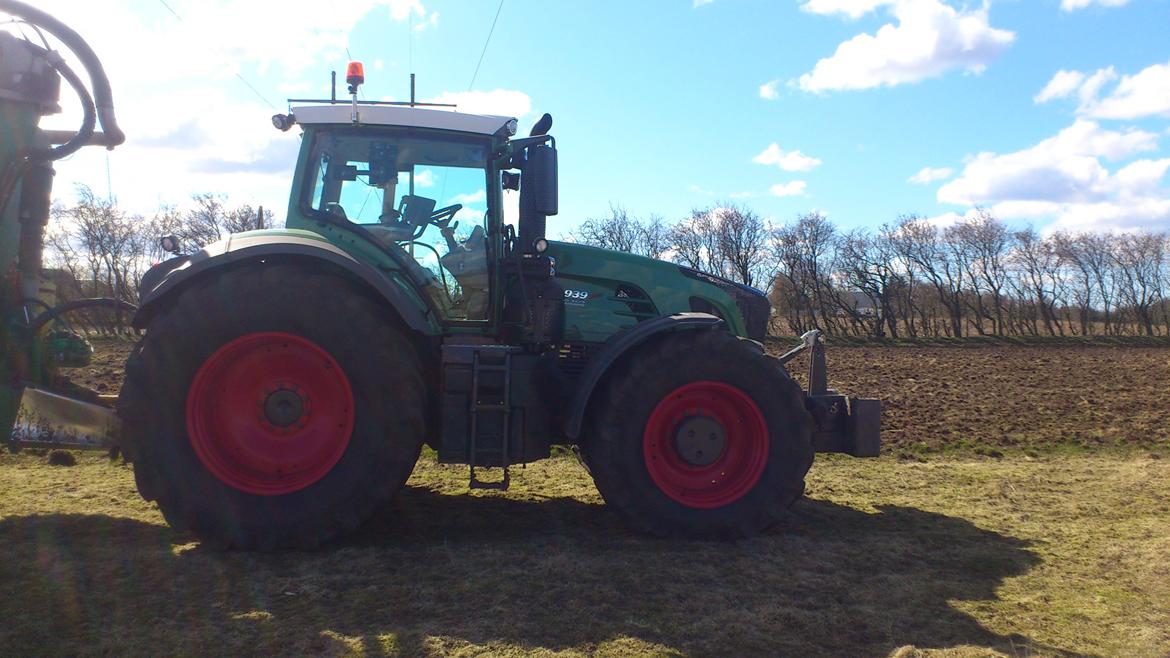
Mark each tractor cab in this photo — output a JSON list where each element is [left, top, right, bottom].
[[275, 101, 559, 332]]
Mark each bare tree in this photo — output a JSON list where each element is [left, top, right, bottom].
[[836, 226, 901, 337], [1111, 232, 1165, 336], [892, 215, 966, 337], [772, 212, 838, 333], [641, 214, 672, 260], [714, 204, 771, 287], [222, 203, 268, 234], [50, 185, 146, 304], [574, 204, 672, 260], [574, 204, 642, 253], [181, 193, 226, 248], [1012, 228, 1066, 336], [950, 209, 1011, 335], [672, 207, 726, 275]]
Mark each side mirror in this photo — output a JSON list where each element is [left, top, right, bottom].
[[525, 143, 558, 216]]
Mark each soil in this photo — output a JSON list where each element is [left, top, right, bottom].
[[75, 336, 1170, 454], [69, 337, 134, 395], [774, 339, 1170, 454]]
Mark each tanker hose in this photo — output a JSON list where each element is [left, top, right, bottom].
[[0, 0, 125, 151], [43, 54, 96, 161]]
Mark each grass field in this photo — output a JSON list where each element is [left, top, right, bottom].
[[2, 451, 1168, 657], [3, 338, 1169, 657]]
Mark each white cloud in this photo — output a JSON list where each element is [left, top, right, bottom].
[[413, 10, 439, 31], [908, 166, 954, 184], [33, 0, 434, 218], [424, 89, 532, 118], [1080, 67, 1120, 100], [759, 80, 780, 100], [795, 0, 1015, 92], [800, 0, 893, 19], [939, 120, 1170, 231], [1035, 60, 1170, 120], [414, 169, 436, 188], [688, 184, 715, 196], [923, 207, 981, 229], [1034, 70, 1086, 104], [753, 144, 823, 171], [387, 0, 425, 21], [693, 0, 715, 6], [1060, 0, 1131, 11], [770, 181, 809, 197], [1084, 61, 1170, 120], [450, 189, 487, 206]]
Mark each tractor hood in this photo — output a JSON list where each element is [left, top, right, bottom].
[[544, 241, 765, 341]]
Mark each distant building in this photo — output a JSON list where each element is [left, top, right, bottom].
[[844, 291, 879, 318]]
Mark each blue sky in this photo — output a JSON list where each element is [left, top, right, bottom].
[[35, 0, 1170, 236]]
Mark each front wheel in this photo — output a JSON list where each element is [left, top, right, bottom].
[[117, 264, 426, 549], [584, 330, 813, 538]]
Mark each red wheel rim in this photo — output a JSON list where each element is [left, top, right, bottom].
[[643, 381, 769, 509], [186, 332, 354, 496]]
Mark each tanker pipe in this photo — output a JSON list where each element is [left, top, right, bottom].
[[0, 0, 125, 151]]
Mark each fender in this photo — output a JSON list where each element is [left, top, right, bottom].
[[562, 312, 724, 439], [133, 233, 435, 334]]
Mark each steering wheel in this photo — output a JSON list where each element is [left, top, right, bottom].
[[382, 195, 465, 241]]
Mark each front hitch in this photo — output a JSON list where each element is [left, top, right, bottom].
[[777, 330, 881, 458]]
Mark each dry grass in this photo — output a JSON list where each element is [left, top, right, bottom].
[[2, 450, 1168, 657]]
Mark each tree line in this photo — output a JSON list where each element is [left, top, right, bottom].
[[573, 203, 1170, 338], [46, 185, 268, 310], [44, 187, 1170, 338]]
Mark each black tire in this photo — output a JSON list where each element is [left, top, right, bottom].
[[117, 263, 426, 550], [584, 330, 813, 538]]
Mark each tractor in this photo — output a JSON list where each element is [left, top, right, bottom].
[[2, 2, 879, 550]]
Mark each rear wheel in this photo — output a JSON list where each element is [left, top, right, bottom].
[[117, 263, 426, 549], [584, 330, 813, 538]]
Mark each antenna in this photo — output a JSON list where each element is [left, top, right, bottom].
[[330, 71, 336, 102], [410, 73, 415, 107]]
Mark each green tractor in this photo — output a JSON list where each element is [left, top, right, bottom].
[[2, 2, 878, 550]]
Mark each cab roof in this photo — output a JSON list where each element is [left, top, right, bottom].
[[292, 103, 516, 136]]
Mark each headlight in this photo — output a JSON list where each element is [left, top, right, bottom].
[[271, 114, 295, 132]]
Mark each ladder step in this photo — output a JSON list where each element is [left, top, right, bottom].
[[467, 347, 513, 491], [469, 466, 510, 490]]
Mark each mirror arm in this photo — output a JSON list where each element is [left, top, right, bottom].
[[508, 135, 554, 154]]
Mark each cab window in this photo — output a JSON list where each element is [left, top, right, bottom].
[[306, 129, 491, 321]]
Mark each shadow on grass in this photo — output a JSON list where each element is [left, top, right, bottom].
[[0, 488, 1094, 658]]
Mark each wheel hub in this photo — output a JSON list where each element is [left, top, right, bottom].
[[263, 387, 305, 428], [642, 380, 770, 509], [673, 415, 725, 466], [186, 332, 354, 496]]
